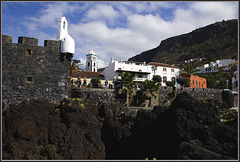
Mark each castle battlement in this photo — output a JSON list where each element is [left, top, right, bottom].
[[2, 35, 13, 44], [2, 34, 71, 107], [2, 35, 61, 48], [18, 36, 38, 46]]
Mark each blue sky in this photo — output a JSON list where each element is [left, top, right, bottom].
[[2, 1, 238, 69]]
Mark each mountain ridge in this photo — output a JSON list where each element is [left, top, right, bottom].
[[128, 19, 238, 65]]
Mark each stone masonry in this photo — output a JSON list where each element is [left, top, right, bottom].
[[2, 35, 72, 106], [71, 87, 235, 107]]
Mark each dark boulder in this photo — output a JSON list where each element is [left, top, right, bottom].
[[2, 99, 105, 160], [222, 89, 234, 108], [101, 118, 131, 159]]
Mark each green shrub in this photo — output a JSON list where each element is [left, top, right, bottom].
[[166, 81, 175, 87], [91, 77, 100, 88]]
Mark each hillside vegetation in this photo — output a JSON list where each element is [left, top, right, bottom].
[[128, 19, 238, 65]]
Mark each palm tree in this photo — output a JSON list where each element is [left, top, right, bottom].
[[142, 79, 160, 107], [165, 91, 180, 106], [70, 59, 83, 76], [117, 72, 137, 107], [180, 63, 198, 77], [70, 59, 83, 86]]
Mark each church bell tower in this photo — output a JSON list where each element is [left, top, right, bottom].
[[56, 15, 75, 55], [86, 50, 98, 72]]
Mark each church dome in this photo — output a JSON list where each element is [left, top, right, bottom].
[[87, 49, 97, 56]]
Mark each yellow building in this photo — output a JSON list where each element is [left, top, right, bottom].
[[71, 70, 113, 88]]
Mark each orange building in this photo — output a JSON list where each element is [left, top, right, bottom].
[[190, 75, 207, 88]]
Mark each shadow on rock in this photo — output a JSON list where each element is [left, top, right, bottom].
[[116, 92, 238, 160]]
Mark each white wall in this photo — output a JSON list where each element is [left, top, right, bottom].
[[103, 61, 116, 81], [103, 60, 180, 87], [56, 16, 75, 54]]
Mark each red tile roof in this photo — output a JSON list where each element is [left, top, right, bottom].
[[72, 70, 104, 78], [148, 62, 178, 68]]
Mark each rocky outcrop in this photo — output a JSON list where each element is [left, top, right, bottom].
[[2, 92, 237, 160], [128, 19, 237, 64], [115, 92, 237, 160], [2, 99, 106, 160], [222, 89, 235, 108]]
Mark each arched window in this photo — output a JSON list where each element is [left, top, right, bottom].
[[88, 62, 90, 67], [94, 62, 96, 67]]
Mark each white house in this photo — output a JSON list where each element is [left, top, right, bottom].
[[103, 59, 150, 82], [103, 59, 180, 87], [196, 64, 210, 73], [148, 62, 180, 86], [196, 59, 236, 73]]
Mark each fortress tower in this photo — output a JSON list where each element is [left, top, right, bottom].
[[86, 50, 98, 72], [56, 16, 75, 55], [2, 15, 77, 107]]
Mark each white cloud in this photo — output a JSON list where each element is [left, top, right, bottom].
[[83, 4, 120, 25], [173, 2, 238, 29], [191, 2, 238, 20], [24, 2, 81, 29]]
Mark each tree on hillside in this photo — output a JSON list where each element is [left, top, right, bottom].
[[142, 79, 160, 107], [117, 72, 137, 107], [199, 72, 233, 89]]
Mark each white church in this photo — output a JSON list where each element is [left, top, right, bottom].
[[56, 16, 75, 55]]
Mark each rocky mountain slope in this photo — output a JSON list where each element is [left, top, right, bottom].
[[2, 92, 237, 160], [128, 19, 238, 65]]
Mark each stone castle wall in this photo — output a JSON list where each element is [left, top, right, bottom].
[[2, 35, 72, 106], [71, 88, 117, 104], [71, 87, 232, 106]]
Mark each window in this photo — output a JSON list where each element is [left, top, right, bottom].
[[196, 81, 198, 87], [26, 49, 32, 56], [163, 76, 167, 83], [25, 76, 33, 84], [199, 82, 200, 87], [171, 69, 174, 74], [94, 62, 96, 67], [138, 74, 142, 78], [88, 62, 90, 67], [163, 68, 167, 74], [171, 77, 175, 82], [192, 80, 194, 86], [202, 83, 203, 88], [63, 21, 66, 29]]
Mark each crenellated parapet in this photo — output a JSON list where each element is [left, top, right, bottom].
[[2, 35, 72, 107]]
